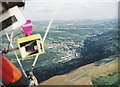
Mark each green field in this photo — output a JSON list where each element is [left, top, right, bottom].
[[0, 19, 119, 85], [40, 57, 119, 86]]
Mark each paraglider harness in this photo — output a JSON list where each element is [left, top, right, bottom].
[[28, 70, 38, 86], [1, 0, 59, 86], [1, 1, 38, 86]]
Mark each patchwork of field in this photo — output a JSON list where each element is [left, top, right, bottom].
[[40, 57, 118, 86]]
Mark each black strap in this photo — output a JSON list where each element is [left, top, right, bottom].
[[2, 1, 25, 11]]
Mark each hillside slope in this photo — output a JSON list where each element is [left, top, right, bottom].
[[32, 30, 119, 84], [39, 57, 118, 86]]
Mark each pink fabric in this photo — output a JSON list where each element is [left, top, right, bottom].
[[22, 20, 33, 36]]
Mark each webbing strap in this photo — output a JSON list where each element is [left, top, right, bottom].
[[6, 33, 27, 77], [31, 2, 60, 70]]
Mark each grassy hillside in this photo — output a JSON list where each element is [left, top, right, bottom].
[[0, 20, 119, 86], [39, 57, 119, 86]]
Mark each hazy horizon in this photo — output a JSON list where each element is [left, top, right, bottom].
[[30, 18, 117, 21], [22, 0, 119, 21]]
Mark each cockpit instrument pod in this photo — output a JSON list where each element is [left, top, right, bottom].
[[0, 6, 26, 37], [18, 34, 44, 58]]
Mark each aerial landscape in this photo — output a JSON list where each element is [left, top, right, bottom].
[[0, 0, 119, 86], [1, 19, 119, 86]]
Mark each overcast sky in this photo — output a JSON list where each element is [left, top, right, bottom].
[[22, 0, 119, 21]]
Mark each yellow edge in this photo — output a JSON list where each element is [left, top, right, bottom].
[[18, 34, 45, 59]]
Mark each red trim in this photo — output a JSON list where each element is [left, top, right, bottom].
[[0, 55, 22, 84]]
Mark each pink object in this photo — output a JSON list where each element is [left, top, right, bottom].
[[22, 20, 33, 36]]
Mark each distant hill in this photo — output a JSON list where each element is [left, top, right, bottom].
[[32, 30, 119, 83], [39, 57, 118, 86], [77, 30, 119, 63], [1, 20, 118, 85]]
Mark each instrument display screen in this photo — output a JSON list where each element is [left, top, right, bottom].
[[0, 15, 18, 31]]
